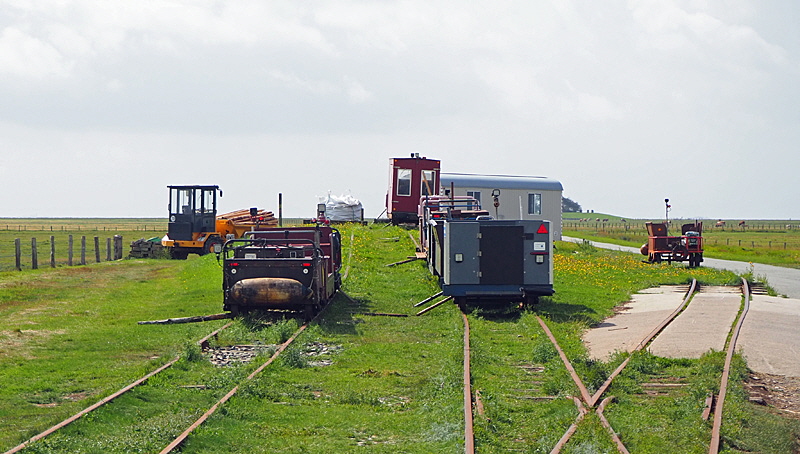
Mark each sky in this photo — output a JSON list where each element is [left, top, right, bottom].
[[1, 1, 798, 220]]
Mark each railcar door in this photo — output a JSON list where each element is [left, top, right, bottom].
[[479, 225, 524, 285]]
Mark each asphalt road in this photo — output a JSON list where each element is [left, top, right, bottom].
[[562, 237, 800, 298]]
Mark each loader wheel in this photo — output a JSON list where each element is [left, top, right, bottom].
[[203, 237, 223, 255], [170, 249, 189, 260]]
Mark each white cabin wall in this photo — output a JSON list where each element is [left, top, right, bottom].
[[447, 186, 562, 240]]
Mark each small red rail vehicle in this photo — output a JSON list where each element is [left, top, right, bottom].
[[640, 199, 704, 267]]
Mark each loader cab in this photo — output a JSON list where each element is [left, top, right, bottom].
[[167, 185, 220, 241]]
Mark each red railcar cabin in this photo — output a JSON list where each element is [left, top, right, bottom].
[[387, 154, 441, 224]]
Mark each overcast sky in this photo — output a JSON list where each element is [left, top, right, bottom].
[[1, 1, 798, 220]]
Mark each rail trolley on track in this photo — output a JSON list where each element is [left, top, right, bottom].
[[220, 225, 342, 319], [640, 221, 704, 267]]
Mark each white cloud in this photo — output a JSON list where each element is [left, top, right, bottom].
[[344, 76, 372, 104], [0, 1, 797, 219], [0, 27, 72, 79]]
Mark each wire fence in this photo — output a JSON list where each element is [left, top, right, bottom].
[[1, 224, 163, 232], [563, 222, 800, 250], [564, 221, 800, 232]]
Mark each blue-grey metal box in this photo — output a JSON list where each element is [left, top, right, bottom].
[[434, 219, 554, 302]]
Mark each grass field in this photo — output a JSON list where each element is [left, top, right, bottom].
[[563, 212, 800, 269], [0, 220, 797, 452], [0, 219, 166, 272]]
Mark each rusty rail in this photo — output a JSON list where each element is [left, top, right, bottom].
[[589, 280, 697, 406], [416, 296, 453, 316], [462, 312, 475, 454], [160, 321, 311, 453], [596, 397, 630, 454], [709, 278, 751, 454], [3, 321, 234, 454], [159, 291, 345, 453], [536, 316, 593, 405], [541, 279, 750, 453], [543, 280, 700, 453], [551, 398, 588, 453]]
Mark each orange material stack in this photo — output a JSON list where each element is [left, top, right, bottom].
[[217, 209, 279, 227]]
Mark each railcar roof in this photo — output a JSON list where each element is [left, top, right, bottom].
[[441, 173, 563, 191]]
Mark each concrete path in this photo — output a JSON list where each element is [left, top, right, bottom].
[[738, 294, 800, 376], [583, 285, 689, 361], [562, 237, 800, 299], [648, 286, 742, 358]]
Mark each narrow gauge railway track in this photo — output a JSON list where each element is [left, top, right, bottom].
[[159, 315, 314, 453], [158, 232, 357, 452], [460, 278, 752, 453], [3, 321, 234, 454], [6, 233, 356, 453]]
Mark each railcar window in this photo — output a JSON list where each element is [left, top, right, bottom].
[[528, 193, 542, 215], [421, 170, 436, 196], [467, 191, 481, 203], [397, 168, 412, 196]]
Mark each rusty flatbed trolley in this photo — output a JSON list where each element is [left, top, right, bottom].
[[640, 200, 704, 267], [220, 225, 342, 319]]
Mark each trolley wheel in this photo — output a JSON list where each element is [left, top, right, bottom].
[[672, 245, 689, 262], [303, 303, 315, 321], [522, 295, 539, 309]]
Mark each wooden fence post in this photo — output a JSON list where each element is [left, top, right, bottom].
[[107, 238, 112, 261], [15, 238, 21, 271], [31, 238, 38, 270], [94, 237, 101, 263], [50, 235, 56, 268], [114, 235, 123, 260], [81, 236, 86, 265], [68, 235, 74, 266]]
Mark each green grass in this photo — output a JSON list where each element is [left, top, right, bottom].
[[180, 223, 466, 453], [0, 222, 798, 453], [0, 255, 227, 450], [0, 218, 166, 271], [465, 241, 782, 453]]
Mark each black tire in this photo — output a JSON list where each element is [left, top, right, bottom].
[[334, 271, 342, 291], [672, 245, 689, 262], [202, 237, 223, 256], [525, 295, 539, 307], [303, 304, 315, 321], [170, 249, 189, 260]]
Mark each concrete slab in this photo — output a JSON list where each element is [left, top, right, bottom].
[[583, 286, 689, 361], [648, 286, 742, 359], [738, 295, 800, 377]]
